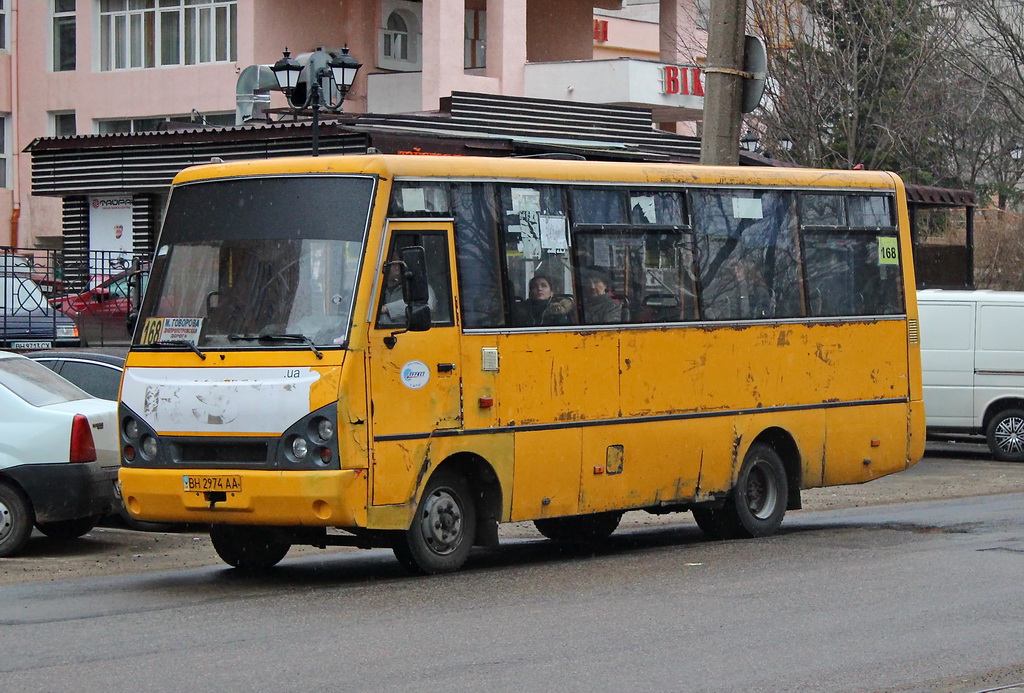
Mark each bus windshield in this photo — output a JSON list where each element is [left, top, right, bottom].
[[136, 175, 374, 349]]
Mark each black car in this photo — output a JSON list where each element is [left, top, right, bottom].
[[27, 350, 125, 401]]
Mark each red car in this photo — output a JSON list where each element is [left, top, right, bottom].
[[52, 269, 147, 347]]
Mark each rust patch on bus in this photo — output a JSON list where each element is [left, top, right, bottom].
[[409, 440, 434, 504]]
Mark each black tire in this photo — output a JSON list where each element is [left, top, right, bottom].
[[986, 409, 1024, 462], [36, 515, 100, 540], [0, 483, 34, 558], [209, 525, 291, 569], [392, 470, 476, 574], [696, 442, 788, 540], [691, 507, 729, 540], [533, 511, 622, 544]]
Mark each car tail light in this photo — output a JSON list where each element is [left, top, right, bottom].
[[70, 414, 97, 463]]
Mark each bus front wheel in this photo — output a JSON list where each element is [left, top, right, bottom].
[[393, 470, 476, 574], [692, 442, 788, 540], [210, 525, 291, 569]]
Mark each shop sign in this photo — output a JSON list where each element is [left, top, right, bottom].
[[662, 66, 705, 97]]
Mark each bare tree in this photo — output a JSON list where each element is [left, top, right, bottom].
[[750, 0, 958, 175]]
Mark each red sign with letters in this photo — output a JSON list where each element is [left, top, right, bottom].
[[662, 66, 705, 96]]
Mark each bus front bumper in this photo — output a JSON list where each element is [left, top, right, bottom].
[[118, 467, 369, 528]]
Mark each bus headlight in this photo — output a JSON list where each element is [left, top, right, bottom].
[[290, 436, 308, 460], [142, 435, 159, 459], [125, 419, 139, 440], [314, 417, 334, 441]]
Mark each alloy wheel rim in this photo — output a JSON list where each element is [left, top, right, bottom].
[[419, 488, 463, 555], [995, 416, 1024, 455]]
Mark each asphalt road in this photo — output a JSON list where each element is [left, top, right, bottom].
[[2, 445, 1024, 693]]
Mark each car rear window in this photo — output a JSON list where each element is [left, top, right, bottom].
[[0, 357, 91, 406]]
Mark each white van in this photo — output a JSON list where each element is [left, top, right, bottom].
[[917, 289, 1024, 461]]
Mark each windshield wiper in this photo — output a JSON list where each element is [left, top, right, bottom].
[[151, 339, 207, 360], [256, 332, 323, 359]]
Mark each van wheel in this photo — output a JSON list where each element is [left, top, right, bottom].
[[695, 443, 788, 540], [36, 515, 100, 540], [534, 511, 622, 544], [986, 409, 1024, 462], [393, 470, 476, 574], [0, 483, 33, 558], [210, 525, 291, 569]]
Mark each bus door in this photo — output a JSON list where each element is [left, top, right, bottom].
[[367, 222, 462, 504]]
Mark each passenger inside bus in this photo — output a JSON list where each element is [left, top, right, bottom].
[[582, 268, 625, 324], [512, 274, 575, 326]]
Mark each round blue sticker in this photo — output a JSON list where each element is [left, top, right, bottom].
[[400, 360, 430, 389]]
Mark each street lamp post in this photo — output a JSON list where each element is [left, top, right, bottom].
[[271, 46, 362, 156], [740, 131, 760, 153]]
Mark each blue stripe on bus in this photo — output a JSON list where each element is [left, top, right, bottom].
[[372, 397, 911, 442]]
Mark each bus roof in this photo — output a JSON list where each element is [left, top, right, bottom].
[[172, 154, 902, 192]]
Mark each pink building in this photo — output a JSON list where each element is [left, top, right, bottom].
[[2, 0, 708, 251]]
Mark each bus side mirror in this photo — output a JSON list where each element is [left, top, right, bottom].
[[383, 246, 432, 348], [406, 303, 431, 332], [399, 246, 430, 306]]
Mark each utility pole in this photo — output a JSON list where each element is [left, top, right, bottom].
[[700, 0, 747, 165]]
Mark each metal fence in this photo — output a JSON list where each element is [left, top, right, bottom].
[[1, 246, 149, 349]]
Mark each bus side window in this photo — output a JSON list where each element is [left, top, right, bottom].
[[800, 193, 902, 318], [453, 183, 507, 328], [692, 189, 802, 321], [500, 185, 578, 328], [568, 189, 696, 326]]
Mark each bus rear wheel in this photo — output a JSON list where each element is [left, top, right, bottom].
[[393, 470, 476, 575], [693, 442, 788, 540], [534, 511, 622, 544], [210, 525, 291, 569], [986, 409, 1024, 462]]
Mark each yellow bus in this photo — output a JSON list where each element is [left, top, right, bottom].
[[118, 155, 925, 573]]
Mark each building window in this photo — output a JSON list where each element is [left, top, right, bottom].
[[96, 117, 167, 134], [0, 115, 8, 188], [53, 0, 76, 71], [99, 0, 236, 71], [378, 0, 421, 71], [384, 12, 409, 61], [52, 112, 77, 137], [465, 9, 486, 69], [0, 0, 7, 50]]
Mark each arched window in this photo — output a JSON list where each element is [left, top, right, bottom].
[[384, 11, 409, 60]]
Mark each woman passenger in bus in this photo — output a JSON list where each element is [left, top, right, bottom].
[[512, 274, 574, 326], [582, 268, 624, 324]]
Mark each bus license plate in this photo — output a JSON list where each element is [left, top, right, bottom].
[[183, 475, 242, 493]]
